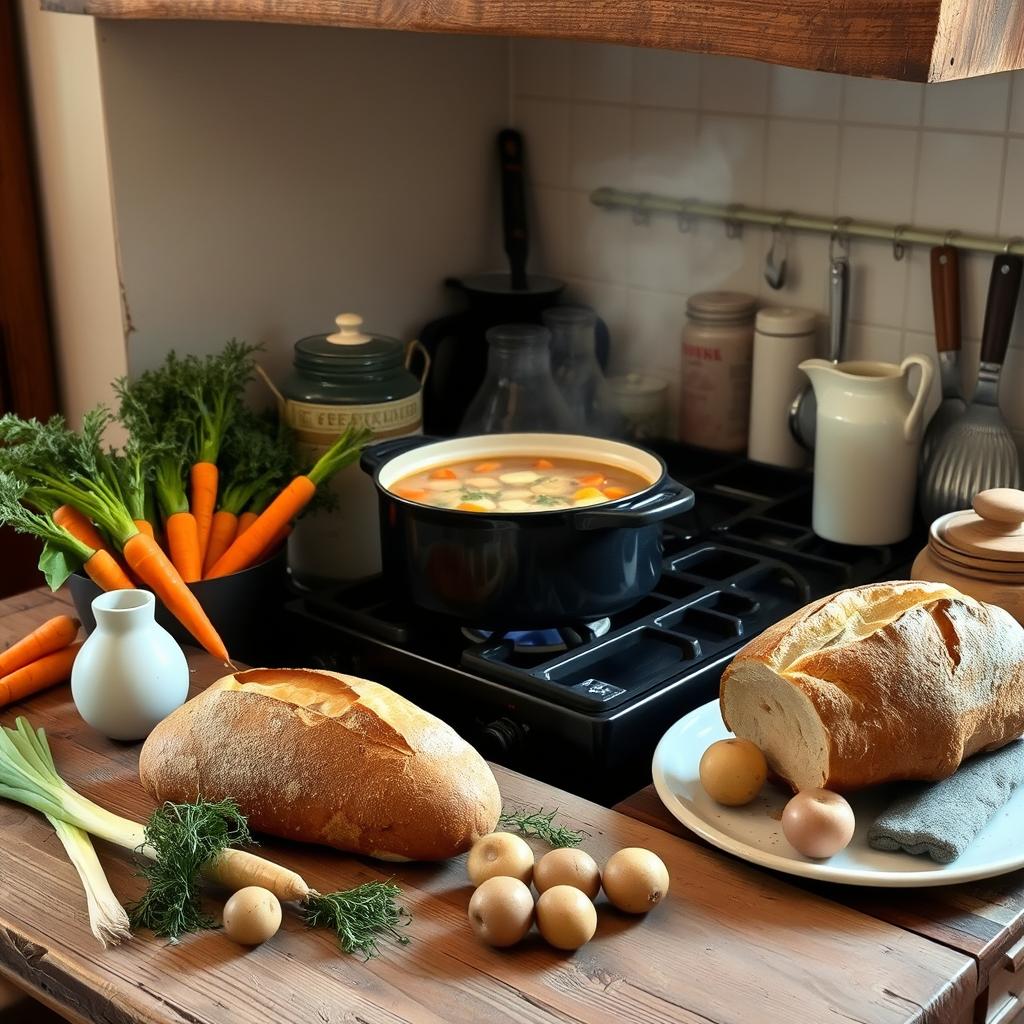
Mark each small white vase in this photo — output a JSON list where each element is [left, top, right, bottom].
[[71, 589, 189, 741]]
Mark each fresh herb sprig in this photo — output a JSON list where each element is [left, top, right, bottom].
[[304, 882, 411, 960], [498, 807, 588, 848]]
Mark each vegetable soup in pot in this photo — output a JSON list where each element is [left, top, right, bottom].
[[389, 456, 651, 512]]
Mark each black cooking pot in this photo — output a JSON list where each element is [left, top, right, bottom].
[[361, 433, 694, 628]]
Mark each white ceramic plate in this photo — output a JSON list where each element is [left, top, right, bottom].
[[651, 700, 1024, 887]]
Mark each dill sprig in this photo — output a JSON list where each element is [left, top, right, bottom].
[[128, 799, 252, 941], [303, 882, 411, 960], [497, 807, 588, 848]]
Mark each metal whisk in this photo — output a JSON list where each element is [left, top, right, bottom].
[[919, 252, 1022, 521]]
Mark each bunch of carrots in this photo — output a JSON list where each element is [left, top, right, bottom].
[[0, 614, 82, 710], [0, 342, 370, 664]]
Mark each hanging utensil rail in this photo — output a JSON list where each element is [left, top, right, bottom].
[[591, 187, 1024, 256]]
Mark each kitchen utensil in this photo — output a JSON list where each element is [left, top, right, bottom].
[[543, 306, 623, 437], [919, 246, 965, 488], [458, 324, 579, 434], [763, 220, 788, 290], [679, 291, 758, 452], [920, 254, 1023, 519], [799, 355, 933, 545], [607, 373, 668, 441], [71, 590, 188, 742], [361, 432, 694, 628], [652, 699, 1024, 886], [789, 255, 847, 450], [418, 129, 609, 436], [912, 487, 1024, 624], [747, 306, 817, 468], [280, 312, 424, 583]]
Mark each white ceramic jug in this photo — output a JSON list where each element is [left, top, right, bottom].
[[71, 589, 189, 741], [798, 356, 934, 545]]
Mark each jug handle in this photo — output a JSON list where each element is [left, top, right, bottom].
[[900, 354, 935, 442]]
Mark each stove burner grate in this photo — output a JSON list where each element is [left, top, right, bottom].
[[460, 618, 612, 655]]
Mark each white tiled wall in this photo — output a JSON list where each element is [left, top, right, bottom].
[[512, 42, 1024, 450]]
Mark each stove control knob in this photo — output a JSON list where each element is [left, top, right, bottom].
[[478, 717, 528, 759]]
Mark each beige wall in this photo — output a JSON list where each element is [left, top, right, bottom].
[[18, 1, 127, 426]]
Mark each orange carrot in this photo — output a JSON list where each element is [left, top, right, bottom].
[[256, 522, 292, 563], [577, 473, 604, 487], [603, 486, 629, 500], [430, 468, 457, 480], [473, 461, 502, 474], [0, 614, 80, 678], [133, 518, 155, 539], [164, 511, 202, 583], [53, 505, 109, 554], [236, 511, 259, 537], [83, 549, 135, 591], [206, 477, 315, 580], [394, 487, 428, 501], [190, 461, 219, 565], [121, 531, 228, 662], [202, 510, 238, 577], [0, 641, 83, 707], [535, 458, 554, 470], [457, 502, 488, 512]]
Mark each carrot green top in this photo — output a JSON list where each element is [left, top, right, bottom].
[[305, 424, 374, 487]]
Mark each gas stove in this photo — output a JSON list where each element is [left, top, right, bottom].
[[285, 443, 920, 805]]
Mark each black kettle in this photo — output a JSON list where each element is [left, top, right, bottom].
[[418, 129, 609, 436]]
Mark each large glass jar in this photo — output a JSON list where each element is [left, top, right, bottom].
[[459, 324, 579, 435], [281, 312, 422, 584], [679, 291, 757, 452], [543, 306, 623, 438]]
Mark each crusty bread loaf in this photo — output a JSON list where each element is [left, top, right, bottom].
[[139, 668, 501, 861], [719, 582, 1024, 793]]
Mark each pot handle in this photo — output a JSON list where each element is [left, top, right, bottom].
[[360, 434, 438, 474], [572, 477, 694, 531]]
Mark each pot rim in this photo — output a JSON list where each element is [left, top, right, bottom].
[[370, 432, 667, 517]]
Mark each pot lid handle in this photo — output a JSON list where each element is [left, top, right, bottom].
[[326, 312, 372, 346], [973, 488, 1024, 531]]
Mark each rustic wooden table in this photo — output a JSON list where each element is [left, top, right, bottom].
[[0, 588, 1009, 1024]]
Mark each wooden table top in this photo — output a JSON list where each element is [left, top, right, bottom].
[[0, 588, 983, 1024]]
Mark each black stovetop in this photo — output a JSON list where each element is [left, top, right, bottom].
[[285, 443, 921, 805]]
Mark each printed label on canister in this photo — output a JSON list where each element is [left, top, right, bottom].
[[285, 394, 422, 462]]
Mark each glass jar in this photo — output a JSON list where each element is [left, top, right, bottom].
[[607, 373, 669, 442], [281, 312, 423, 583], [543, 306, 623, 438], [679, 291, 757, 452], [459, 324, 579, 435]]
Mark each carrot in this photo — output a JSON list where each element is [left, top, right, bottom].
[[535, 458, 554, 470], [206, 426, 368, 580], [52, 505, 108, 554], [190, 461, 218, 566], [577, 473, 604, 487], [236, 511, 258, 537], [0, 615, 80, 678], [603, 486, 629, 500], [122, 531, 228, 662], [257, 522, 291, 562], [202, 510, 238, 576], [430, 468, 457, 480], [83, 549, 135, 591], [0, 641, 83, 707], [164, 511, 202, 583], [132, 519, 155, 539], [457, 502, 488, 512], [394, 487, 428, 501], [473, 461, 502, 474]]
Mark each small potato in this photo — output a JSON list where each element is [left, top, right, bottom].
[[699, 738, 768, 806], [782, 789, 856, 859], [468, 876, 535, 947], [535, 885, 598, 951], [601, 848, 669, 914], [533, 848, 601, 900], [467, 832, 535, 886], [222, 886, 282, 946]]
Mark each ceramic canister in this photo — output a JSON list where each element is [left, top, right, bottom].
[[281, 312, 424, 584]]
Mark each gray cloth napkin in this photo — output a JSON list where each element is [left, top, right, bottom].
[[867, 739, 1024, 864]]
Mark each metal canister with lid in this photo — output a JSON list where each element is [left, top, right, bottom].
[[679, 290, 757, 452], [281, 312, 424, 583]]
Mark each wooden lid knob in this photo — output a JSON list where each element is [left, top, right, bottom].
[[326, 312, 372, 346], [973, 488, 1024, 529]]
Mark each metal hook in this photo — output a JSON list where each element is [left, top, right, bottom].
[[725, 203, 744, 239], [632, 194, 652, 227], [942, 229, 961, 248], [1004, 235, 1024, 254], [830, 217, 851, 262], [892, 224, 908, 262], [764, 212, 790, 290], [676, 201, 696, 234]]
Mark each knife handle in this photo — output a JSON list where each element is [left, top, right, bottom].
[[980, 253, 1023, 366], [930, 246, 961, 354]]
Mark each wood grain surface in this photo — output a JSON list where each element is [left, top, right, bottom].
[[0, 588, 977, 1024], [41, 0, 1024, 83]]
